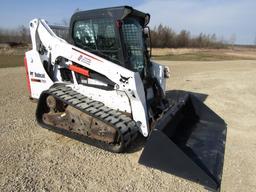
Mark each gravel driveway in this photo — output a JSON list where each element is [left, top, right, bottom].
[[0, 60, 256, 192]]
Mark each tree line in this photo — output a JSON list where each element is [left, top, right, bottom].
[[0, 25, 30, 46], [150, 24, 226, 48], [0, 24, 227, 48], [0, 25, 68, 46]]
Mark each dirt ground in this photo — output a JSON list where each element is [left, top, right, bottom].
[[0, 60, 256, 192], [152, 47, 256, 59]]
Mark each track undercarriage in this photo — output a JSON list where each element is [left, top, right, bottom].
[[36, 84, 138, 152]]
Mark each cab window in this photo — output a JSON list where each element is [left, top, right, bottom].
[[73, 18, 120, 63]]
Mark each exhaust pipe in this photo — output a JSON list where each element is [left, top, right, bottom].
[[139, 93, 227, 191]]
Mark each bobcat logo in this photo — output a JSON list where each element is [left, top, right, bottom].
[[120, 75, 130, 84]]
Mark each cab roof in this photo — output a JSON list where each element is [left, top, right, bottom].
[[70, 6, 150, 27]]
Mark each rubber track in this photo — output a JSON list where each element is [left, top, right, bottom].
[[38, 84, 138, 152]]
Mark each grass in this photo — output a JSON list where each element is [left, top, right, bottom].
[[152, 52, 254, 61], [0, 55, 24, 68], [0, 48, 255, 69]]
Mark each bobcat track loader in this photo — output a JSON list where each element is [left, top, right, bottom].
[[24, 6, 227, 191]]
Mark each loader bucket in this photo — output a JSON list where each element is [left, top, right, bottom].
[[139, 93, 227, 191]]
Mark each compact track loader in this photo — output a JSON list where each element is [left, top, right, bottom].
[[24, 6, 227, 191]]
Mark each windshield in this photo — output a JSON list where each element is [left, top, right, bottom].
[[122, 18, 145, 73], [73, 18, 120, 63]]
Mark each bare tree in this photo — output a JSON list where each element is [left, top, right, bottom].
[[18, 25, 30, 43], [150, 24, 226, 49], [61, 18, 69, 27], [229, 33, 236, 48], [177, 30, 190, 47]]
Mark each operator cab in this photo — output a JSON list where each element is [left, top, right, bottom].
[[69, 6, 151, 75]]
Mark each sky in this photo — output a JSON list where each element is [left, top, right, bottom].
[[0, 0, 255, 44]]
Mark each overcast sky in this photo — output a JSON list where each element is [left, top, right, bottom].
[[0, 0, 255, 44]]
